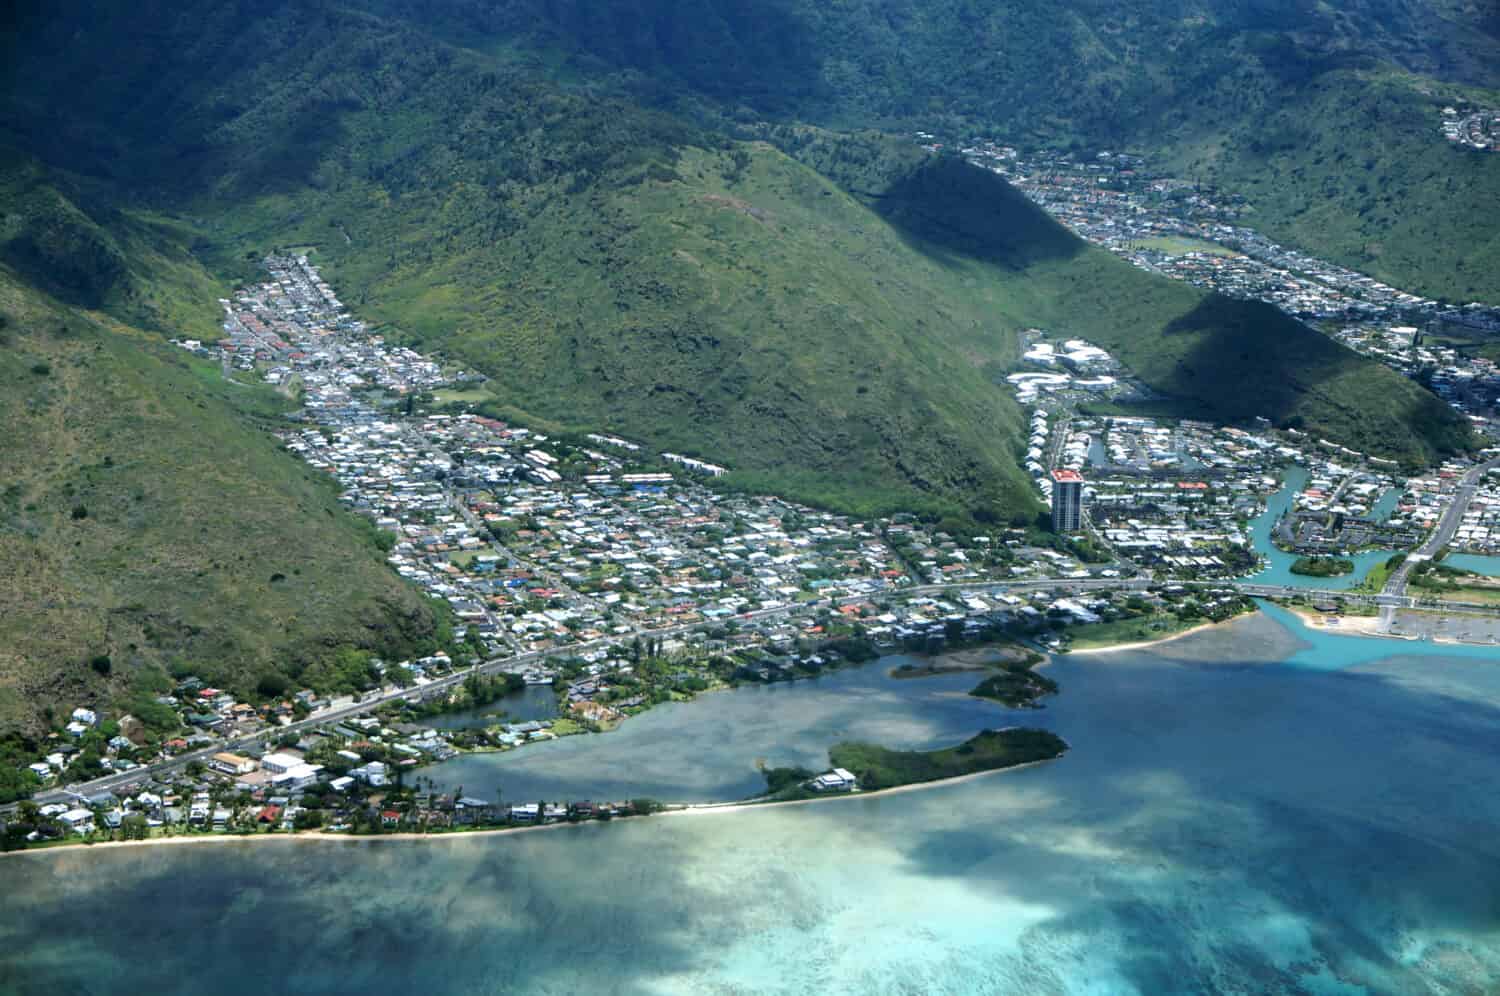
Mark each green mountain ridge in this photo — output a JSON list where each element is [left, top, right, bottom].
[[0, 1, 1472, 507], [0, 247, 440, 736], [313, 0, 1500, 304], [0, 0, 1479, 734]]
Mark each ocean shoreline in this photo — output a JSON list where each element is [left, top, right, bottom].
[[1065, 619, 1228, 656], [1280, 605, 1392, 638], [0, 757, 1061, 861]]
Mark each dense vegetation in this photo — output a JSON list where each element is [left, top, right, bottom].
[[0, 4, 1468, 507], [1183, 70, 1500, 304], [759, 765, 817, 796], [0, 262, 438, 735], [0, 0, 1486, 728], [781, 138, 1471, 466], [600, 1, 1500, 302], [318, 0, 1500, 302], [17, 1, 1492, 306], [828, 727, 1067, 790], [969, 662, 1058, 709], [1290, 556, 1356, 577]]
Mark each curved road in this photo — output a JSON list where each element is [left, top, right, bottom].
[[21, 563, 1494, 810]]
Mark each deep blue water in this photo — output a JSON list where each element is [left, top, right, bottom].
[[5, 610, 1500, 995]]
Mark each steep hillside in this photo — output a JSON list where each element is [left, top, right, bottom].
[[782, 135, 1472, 463], [1178, 70, 1500, 304], [0, 153, 224, 333], [0, 257, 439, 736], [348, 0, 1500, 129], [0, 0, 1472, 521], [324, 0, 1500, 302], [0, 2, 1475, 740], [303, 141, 1043, 518]]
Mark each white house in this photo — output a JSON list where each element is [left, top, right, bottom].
[[58, 808, 95, 834], [811, 768, 858, 792], [209, 752, 257, 776], [258, 752, 304, 775], [270, 763, 324, 791], [351, 761, 387, 787]]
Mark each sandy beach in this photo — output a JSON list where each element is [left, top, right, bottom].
[[1, 757, 1062, 860], [1281, 606, 1389, 637], [1067, 619, 1228, 656]]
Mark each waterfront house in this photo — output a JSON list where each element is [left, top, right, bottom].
[[59, 808, 95, 834], [811, 768, 858, 792]]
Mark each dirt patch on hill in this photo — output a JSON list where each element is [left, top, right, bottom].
[[700, 194, 772, 224]]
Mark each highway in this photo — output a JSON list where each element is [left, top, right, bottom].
[[21, 565, 1494, 810], [1370, 455, 1500, 631], [1383, 456, 1500, 599]]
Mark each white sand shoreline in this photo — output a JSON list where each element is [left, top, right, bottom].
[[1066, 619, 1228, 656], [1, 757, 1062, 860], [1280, 606, 1390, 637]]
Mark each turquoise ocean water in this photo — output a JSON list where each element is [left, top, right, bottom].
[[1243, 467, 1398, 590], [1443, 552, 1500, 577], [4, 607, 1500, 995]]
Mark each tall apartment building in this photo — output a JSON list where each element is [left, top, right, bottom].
[[1051, 469, 1084, 533]]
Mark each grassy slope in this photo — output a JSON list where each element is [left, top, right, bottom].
[[1180, 71, 1500, 304], [218, 139, 1047, 519], [1064, 613, 1207, 651], [226, 128, 1469, 510], [430, 0, 1500, 302], [0, 262, 436, 735], [782, 136, 1473, 466], [0, 152, 225, 334], [0, 2, 1475, 521]]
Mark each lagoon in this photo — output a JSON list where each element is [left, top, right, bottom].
[[418, 683, 560, 732], [1443, 552, 1500, 577], [425, 655, 1015, 804], [6, 609, 1500, 994], [1244, 467, 1398, 590]]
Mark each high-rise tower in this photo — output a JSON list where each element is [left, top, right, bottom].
[[1051, 469, 1083, 533]]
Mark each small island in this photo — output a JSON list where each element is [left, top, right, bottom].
[[968, 658, 1057, 709], [760, 728, 1068, 800], [830, 728, 1067, 790], [1290, 556, 1355, 577]]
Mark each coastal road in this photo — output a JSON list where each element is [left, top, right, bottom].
[[19, 572, 1477, 811], [1383, 456, 1500, 600], [17, 576, 1146, 807], [1376, 455, 1500, 631]]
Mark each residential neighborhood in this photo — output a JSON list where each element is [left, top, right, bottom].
[[937, 136, 1500, 351], [1441, 105, 1500, 152], [13, 244, 1500, 847]]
